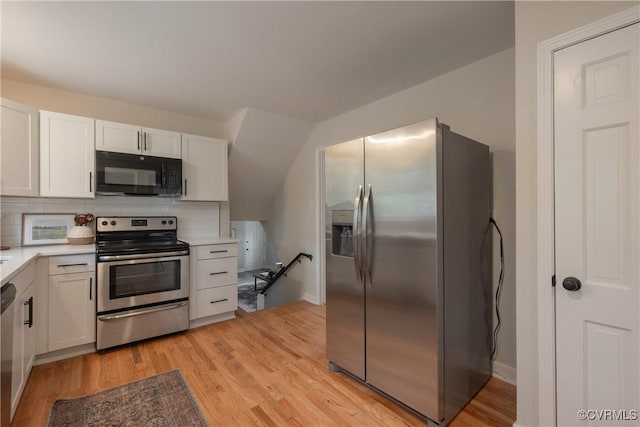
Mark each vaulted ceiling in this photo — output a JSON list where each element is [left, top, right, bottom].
[[2, 1, 515, 222]]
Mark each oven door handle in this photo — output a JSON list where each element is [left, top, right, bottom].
[[98, 250, 189, 261], [97, 301, 188, 321]]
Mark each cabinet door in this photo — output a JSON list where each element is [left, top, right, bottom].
[[11, 283, 35, 418], [142, 127, 181, 158], [11, 290, 24, 415], [96, 120, 142, 155], [40, 111, 95, 198], [1, 99, 39, 196], [21, 285, 35, 382], [181, 134, 228, 201], [49, 272, 96, 351]]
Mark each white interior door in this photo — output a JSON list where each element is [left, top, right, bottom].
[[231, 221, 246, 271], [244, 221, 266, 270], [555, 23, 639, 426]]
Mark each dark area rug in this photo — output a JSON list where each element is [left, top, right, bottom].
[[47, 369, 208, 427]]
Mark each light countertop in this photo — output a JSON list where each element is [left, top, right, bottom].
[[1, 238, 237, 286], [0, 244, 95, 286]]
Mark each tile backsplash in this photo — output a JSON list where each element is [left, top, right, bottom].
[[1, 196, 220, 247]]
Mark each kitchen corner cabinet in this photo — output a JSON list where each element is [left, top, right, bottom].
[[190, 243, 238, 321], [10, 262, 36, 419], [48, 255, 96, 351], [181, 134, 228, 201], [1, 99, 39, 196], [40, 111, 95, 198], [96, 120, 181, 159]]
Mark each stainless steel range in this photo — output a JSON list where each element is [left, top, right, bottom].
[[95, 216, 189, 350]]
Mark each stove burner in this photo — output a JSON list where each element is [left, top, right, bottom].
[[95, 216, 189, 256], [96, 239, 189, 256]]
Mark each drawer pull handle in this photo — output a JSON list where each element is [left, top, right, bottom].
[[98, 301, 188, 321], [209, 250, 228, 254], [209, 271, 228, 276], [210, 298, 229, 304], [57, 263, 89, 268]]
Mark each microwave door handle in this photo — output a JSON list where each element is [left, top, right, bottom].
[[161, 163, 166, 188]]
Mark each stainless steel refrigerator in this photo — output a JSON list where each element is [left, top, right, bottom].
[[325, 118, 491, 425]]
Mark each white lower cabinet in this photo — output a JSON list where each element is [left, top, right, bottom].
[[190, 242, 238, 322], [9, 262, 36, 419], [196, 285, 238, 318], [4, 253, 96, 419], [196, 258, 238, 289], [47, 255, 96, 351]]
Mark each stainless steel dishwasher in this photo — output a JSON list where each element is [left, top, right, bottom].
[[1, 283, 17, 427]]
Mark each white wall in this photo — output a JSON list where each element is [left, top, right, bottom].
[[261, 220, 281, 269], [226, 108, 314, 221], [1, 79, 225, 137], [0, 79, 231, 237], [266, 47, 517, 379], [514, 2, 636, 426]]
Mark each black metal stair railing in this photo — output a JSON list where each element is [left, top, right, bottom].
[[259, 252, 313, 295]]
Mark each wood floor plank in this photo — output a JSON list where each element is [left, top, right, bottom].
[[13, 301, 516, 426]]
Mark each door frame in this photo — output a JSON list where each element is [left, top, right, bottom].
[[536, 6, 639, 426], [315, 147, 326, 305]]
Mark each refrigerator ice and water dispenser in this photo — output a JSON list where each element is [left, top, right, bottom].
[[331, 210, 354, 257]]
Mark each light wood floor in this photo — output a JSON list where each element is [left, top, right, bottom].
[[13, 301, 515, 426]]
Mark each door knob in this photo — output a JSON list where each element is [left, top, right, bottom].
[[562, 277, 582, 291]]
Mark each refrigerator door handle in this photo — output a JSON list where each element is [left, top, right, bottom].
[[353, 185, 363, 285], [362, 184, 373, 288]]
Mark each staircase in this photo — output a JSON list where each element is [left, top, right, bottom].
[[256, 253, 313, 310]]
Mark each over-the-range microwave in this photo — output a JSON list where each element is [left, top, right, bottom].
[[95, 151, 182, 197]]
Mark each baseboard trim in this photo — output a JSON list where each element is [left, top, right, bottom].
[[492, 360, 517, 385], [34, 343, 96, 366], [303, 292, 320, 305], [189, 311, 236, 329]]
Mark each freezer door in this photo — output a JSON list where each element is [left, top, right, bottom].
[[325, 138, 365, 380], [364, 119, 443, 420]]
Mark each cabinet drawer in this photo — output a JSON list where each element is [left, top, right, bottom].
[[195, 244, 237, 260], [48, 254, 95, 275], [196, 258, 237, 289], [196, 285, 237, 318]]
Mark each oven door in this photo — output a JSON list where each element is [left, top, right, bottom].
[[97, 252, 189, 313]]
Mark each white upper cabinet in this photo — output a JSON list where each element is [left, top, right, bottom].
[[1, 99, 39, 196], [95, 120, 140, 155], [143, 127, 181, 158], [40, 111, 95, 198], [181, 134, 228, 201], [96, 120, 181, 158]]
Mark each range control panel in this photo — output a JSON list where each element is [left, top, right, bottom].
[[96, 216, 177, 232]]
